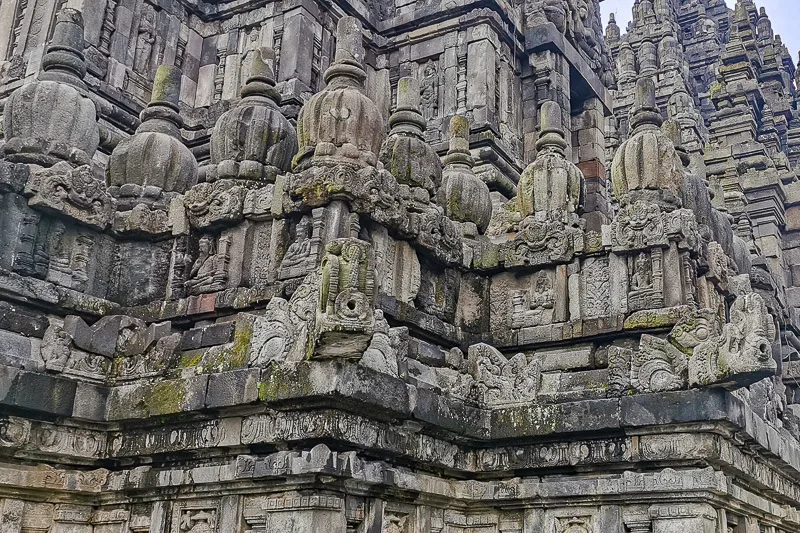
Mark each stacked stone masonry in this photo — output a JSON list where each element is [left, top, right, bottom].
[[1, 0, 800, 531]]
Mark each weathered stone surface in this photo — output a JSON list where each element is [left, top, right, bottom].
[[210, 47, 297, 181], [379, 76, 442, 194], [2, 9, 99, 167], [107, 65, 198, 193], [0, 1, 798, 530], [438, 115, 492, 233]]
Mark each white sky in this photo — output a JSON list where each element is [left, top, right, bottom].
[[600, 0, 800, 62]]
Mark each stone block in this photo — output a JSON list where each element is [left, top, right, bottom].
[[0, 301, 49, 338], [205, 368, 260, 408], [408, 337, 445, 366], [535, 344, 594, 371], [0, 329, 39, 370], [73, 381, 110, 421], [7, 371, 77, 416]]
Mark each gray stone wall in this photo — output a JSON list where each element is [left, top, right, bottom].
[[0, 0, 799, 531]]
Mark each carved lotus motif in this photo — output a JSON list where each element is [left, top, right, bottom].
[[210, 48, 297, 179], [517, 149, 583, 221], [611, 78, 684, 209], [109, 130, 198, 193], [212, 104, 297, 175], [379, 133, 441, 195], [4, 80, 100, 163]]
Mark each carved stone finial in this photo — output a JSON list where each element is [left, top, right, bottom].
[[107, 65, 198, 193], [445, 115, 472, 165], [438, 115, 492, 233], [40, 8, 88, 88], [630, 78, 663, 132], [535, 101, 568, 155], [334, 16, 366, 65], [208, 47, 297, 181], [2, 8, 99, 166], [378, 76, 441, 194], [606, 13, 620, 43], [294, 16, 385, 169], [611, 78, 684, 210], [662, 119, 689, 168], [517, 100, 583, 221]]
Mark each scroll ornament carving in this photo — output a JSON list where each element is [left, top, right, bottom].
[[25, 162, 115, 230], [184, 180, 252, 229], [669, 293, 777, 387], [448, 343, 541, 407], [248, 273, 319, 366], [500, 216, 579, 267], [606, 200, 699, 253], [631, 334, 688, 393]]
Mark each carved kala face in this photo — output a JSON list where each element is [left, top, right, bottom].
[[670, 311, 717, 350], [185, 181, 246, 229]]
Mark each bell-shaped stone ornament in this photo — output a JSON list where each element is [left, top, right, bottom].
[[293, 16, 386, 170], [378, 76, 442, 195], [2, 8, 99, 166], [605, 13, 620, 43], [611, 78, 684, 210], [210, 47, 297, 181], [107, 65, 198, 193], [517, 100, 583, 222], [437, 115, 492, 233]]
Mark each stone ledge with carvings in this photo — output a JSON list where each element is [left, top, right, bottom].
[[3, 376, 800, 513]]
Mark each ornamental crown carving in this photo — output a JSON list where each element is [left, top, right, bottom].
[[210, 47, 297, 181], [294, 17, 385, 170], [611, 78, 685, 210], [2, 9, 99, 167], [108, 65, 198, 193], [25, 162, 115, 229]]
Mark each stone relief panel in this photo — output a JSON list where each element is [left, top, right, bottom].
[[171, 499, 220, 533]]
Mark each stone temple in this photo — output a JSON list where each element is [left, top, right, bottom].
[[3, 0, 800, 529]]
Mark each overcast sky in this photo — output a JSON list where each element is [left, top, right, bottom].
[[600, 0, 800, 62]]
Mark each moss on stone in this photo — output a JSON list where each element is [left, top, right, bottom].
[[146, 380, 186, 414]]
